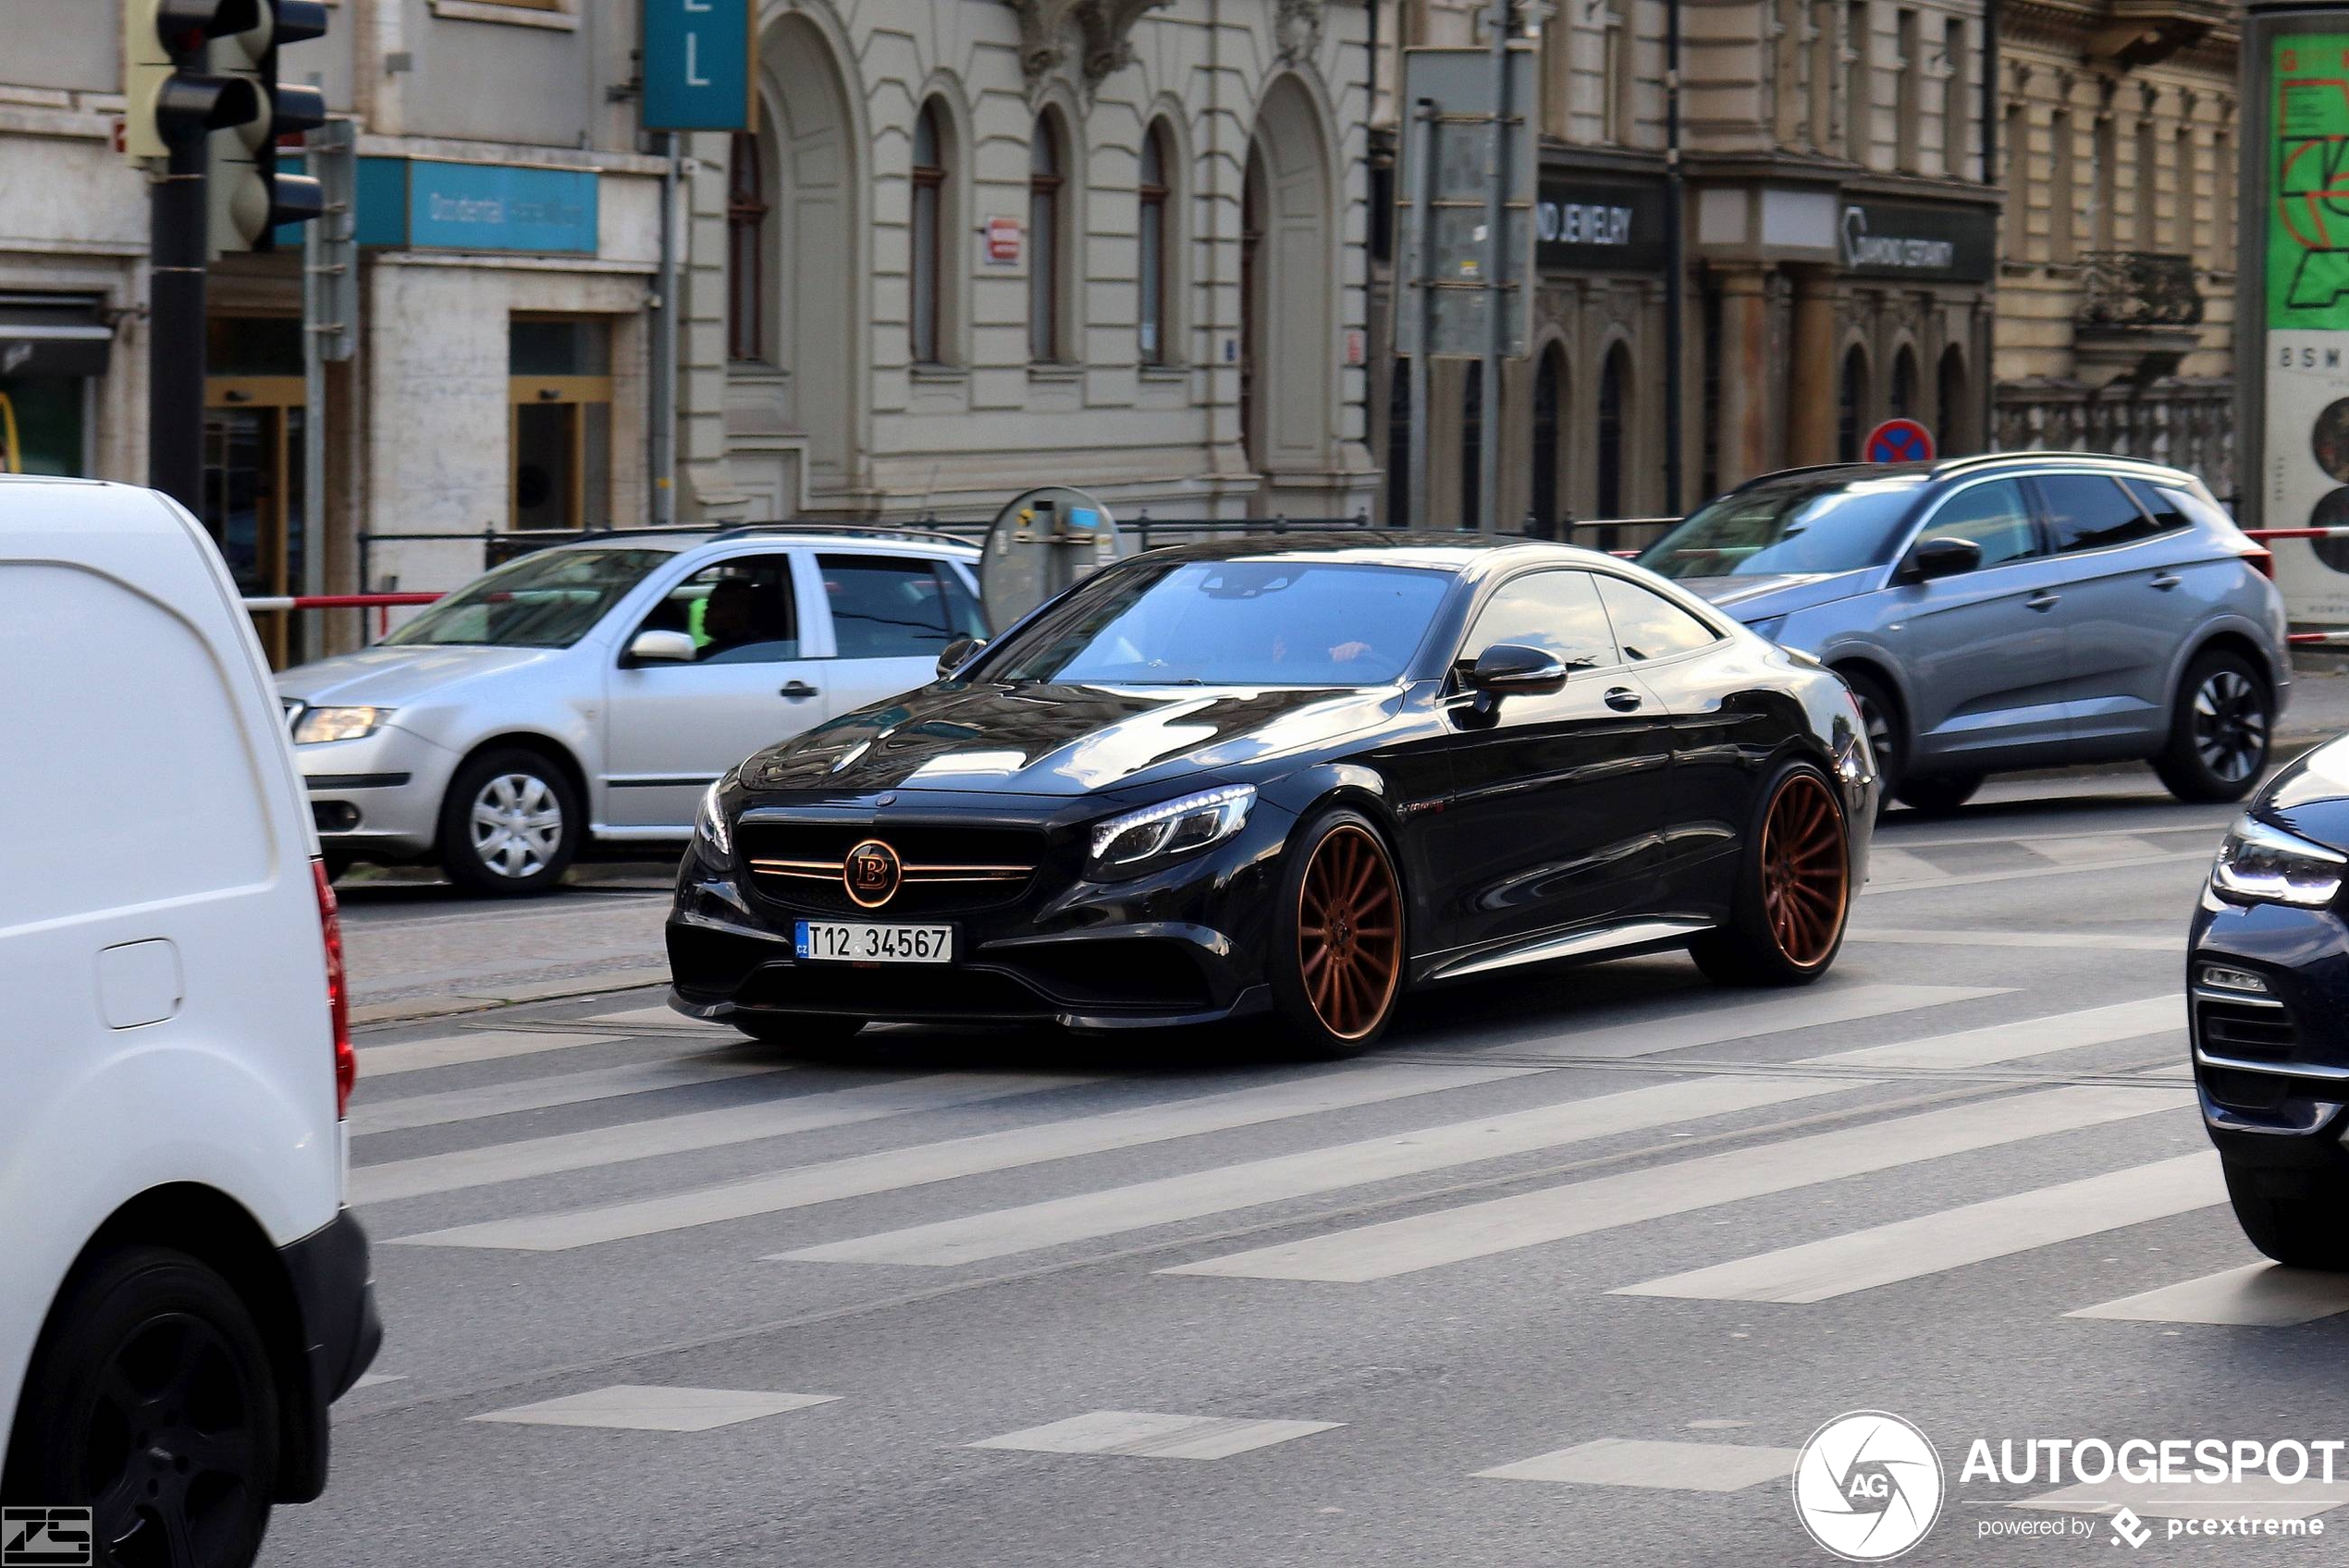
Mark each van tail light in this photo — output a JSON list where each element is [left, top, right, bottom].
[[312, 858, 355, 1120], [2244, 545, 2276, 581]]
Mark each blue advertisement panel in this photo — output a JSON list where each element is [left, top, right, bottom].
[[404, 161, 598, 255], [643, 0, 756, 131]]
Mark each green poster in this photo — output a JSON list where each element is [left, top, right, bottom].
[[2271, 34, 2349, 328]]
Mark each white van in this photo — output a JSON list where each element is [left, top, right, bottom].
[[0, 478, 378, 1566]]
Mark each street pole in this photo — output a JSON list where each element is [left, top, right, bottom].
[[302, 178, 328, 605], [1479, 0, 1510, 533], [1662, 0, 1685, 517], [651, 129, 681, 528], [1408, 98, 1436, 533], [148, 137, 208, 511]]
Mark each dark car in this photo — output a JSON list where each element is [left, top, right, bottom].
[[2190, 734, 2349, 1267], [667, 537, 1878, 1055], [1640, 455, 2289, 813]]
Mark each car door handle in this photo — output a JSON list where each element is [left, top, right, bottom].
[[2025, 592, 2062, 612], [779, 680, 820, 700], [2149, 572, 2183, 591], [1604, 686, 1643, 713]]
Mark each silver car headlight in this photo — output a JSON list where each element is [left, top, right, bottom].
[[1088, 785, 1256, 874], [292, 705, 388, 744], [695, 778, 734, 861], [2210, 815, 2346, 908]]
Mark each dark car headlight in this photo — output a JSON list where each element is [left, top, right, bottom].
[[2209, 815, 2345, 908], [694, 777, 735, 863], [1088, 785, 1256, 876]]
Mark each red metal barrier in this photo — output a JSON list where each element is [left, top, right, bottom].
[[2245, 528, 2349, 541], [244, 591, 444, 639]]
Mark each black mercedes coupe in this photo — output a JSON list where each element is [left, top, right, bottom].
[[667, 536, 1878, 1055]]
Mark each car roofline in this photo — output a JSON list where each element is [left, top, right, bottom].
[[526, 522, 982, 556]]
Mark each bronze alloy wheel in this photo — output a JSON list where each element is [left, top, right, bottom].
[[1296, 823, 1405, 1040], [1761, 771, 1850, 967]]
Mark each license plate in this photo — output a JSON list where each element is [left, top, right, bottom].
[[793, 920, 953, 964]]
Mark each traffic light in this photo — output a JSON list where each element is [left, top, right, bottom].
[[207, 1, 330, 255], [122, 0, 265, 160]]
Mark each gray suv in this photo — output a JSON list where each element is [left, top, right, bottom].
[[1638, 455, 2291, 811]]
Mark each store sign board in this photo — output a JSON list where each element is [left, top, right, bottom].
[[404, 161, 599, 255], [1535, 180, 1667, 272], [1838, 201, 1994, 283], [643, 0, 756, 131], [2266, 33, 2349, 619]]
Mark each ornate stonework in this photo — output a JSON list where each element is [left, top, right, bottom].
[[1006, 0, 1171, 94], [1275, 0, 1324, 66]]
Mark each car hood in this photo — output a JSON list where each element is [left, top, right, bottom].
[[1673, 570, 1878, 621], [277, 644, 567, 707], [738, 680, 1404, 799], [2260, 733, 2349, 851]]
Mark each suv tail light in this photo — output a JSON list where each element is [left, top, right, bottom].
[[2244, 545, 2276, 581], [312, 858, 355, 1119]]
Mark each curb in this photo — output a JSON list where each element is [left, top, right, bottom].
[[351, 965, 672, 1031]]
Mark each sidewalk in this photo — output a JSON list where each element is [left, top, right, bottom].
[[2285, 655, 2349, 750]]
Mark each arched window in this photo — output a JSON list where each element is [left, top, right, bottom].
[[726, 132, 768, 361], [1532, 344, 1566, 534], [1386, 360, 1411, 526], [1890, 345, 1917, 422], [1138, 122, 1173, 364], [910, 102, 945, 364], [1837, 345, 1870, 461], [1028, 114, 1067, 362], [1937, 344, 1969, 454], [1460, 370, 1483, 530], [1597, 345, 1630, 519]]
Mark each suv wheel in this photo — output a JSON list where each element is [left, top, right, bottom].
[[2154, 651, 2271, 803], [2, 1247, 278, 1568], [2223, 1160, 2349, 1270], [438, 748, 582, 896]]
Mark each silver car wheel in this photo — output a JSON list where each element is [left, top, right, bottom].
[[469, 771, 564, 880], [2192, 669, 2268, 784]]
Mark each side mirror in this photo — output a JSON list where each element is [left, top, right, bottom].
[[1902, 536, 1983, 583], [936, 635, 987, 680], [627, 629, 697, 664], [1465, 643, 1572, 697]]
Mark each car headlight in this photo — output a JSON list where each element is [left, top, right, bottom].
[[2210, 815, 2346, 908], [292, 706, 387, 744], [1088, 785, 1256, 874], [695, 778, 734, 861]]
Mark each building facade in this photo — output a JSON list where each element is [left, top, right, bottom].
[[0, 0, 1373, 659], [1993, 0, 2239, 499]]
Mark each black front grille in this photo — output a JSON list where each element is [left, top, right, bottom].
[[736, 819, 1049, 917], [2197, 997, 2296, 1059], [741, 962, 1052, 1020]]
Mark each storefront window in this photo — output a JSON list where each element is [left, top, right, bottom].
[[510, 316, 613, 532], [1598, 345, 1630, 519], [728, 133, 768, 361], [1837, 346, 1869, 461], [1385, 361, 1411, 526], [203, 315, 306, 665], [0, 378, 83, 476]]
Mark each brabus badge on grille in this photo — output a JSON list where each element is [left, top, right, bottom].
[[843, 839, 902, 908]]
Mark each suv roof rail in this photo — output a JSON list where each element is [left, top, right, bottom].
[[697, 521, 986, 548], [1930, 449, 2186, 479], [1722, 460, 1876, 496]]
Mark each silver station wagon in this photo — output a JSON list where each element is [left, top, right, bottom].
[[276, 528, 987, 893], [1638, 454, 2292, 812]]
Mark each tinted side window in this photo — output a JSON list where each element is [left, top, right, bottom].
[[1912, 479, 2040, 568], [2037, 474, 2161, 552], [1594, 575, 1719, 661], [2148, 484, 2237, 533], [935, 564, 990, 638], [637, 555, 801, 665], [820, 554, 956, 658], [1461, 570, 1619, 670], [2122, 479, 2194, 533]]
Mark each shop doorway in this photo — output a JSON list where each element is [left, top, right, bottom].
[[510, 317, 614, 532], [1531, 345, 1566, 535], [204, 317, 307, 668], [1597, 344, 1630, 520]]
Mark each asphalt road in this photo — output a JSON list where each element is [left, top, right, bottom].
[[282, 763, 2349, 1568]]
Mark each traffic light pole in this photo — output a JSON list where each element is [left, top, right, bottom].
[[149, 138, 209, 511]]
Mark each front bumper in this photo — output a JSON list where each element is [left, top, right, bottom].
[[274, 1207, 382, 1503], [667, 794, 1290, 1033], [291, 724, 459, 858], [2188, 889, 2349, 1173]]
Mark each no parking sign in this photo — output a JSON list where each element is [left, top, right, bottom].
[[1864, 418, 1935, 463]]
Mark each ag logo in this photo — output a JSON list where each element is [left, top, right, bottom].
[[842, 839, 901, 909], [1792, 1411, 1943, 1562]]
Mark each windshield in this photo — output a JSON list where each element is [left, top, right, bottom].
[[1639, 476, 1928, 579], [982, 557, 1453, 687], [382, 547, 673, 649]]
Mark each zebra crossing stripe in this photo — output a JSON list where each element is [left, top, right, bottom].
[[352, 1072, 1096, 1206], [356, 1030, 618, 1077], [1475, 1438, 1798, 1491], [778, 1073, 1873, 1268], [355, 1057, 785, 1135], [2067, 1263, 2349, 1327], [387, 1062, 1533, 1249], [1804, 995, 2181, 1072], [1614, 1153, 2223, 1304], [970, 1411, 1343, 1460], [1160, 1084, 2189, 1283]]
